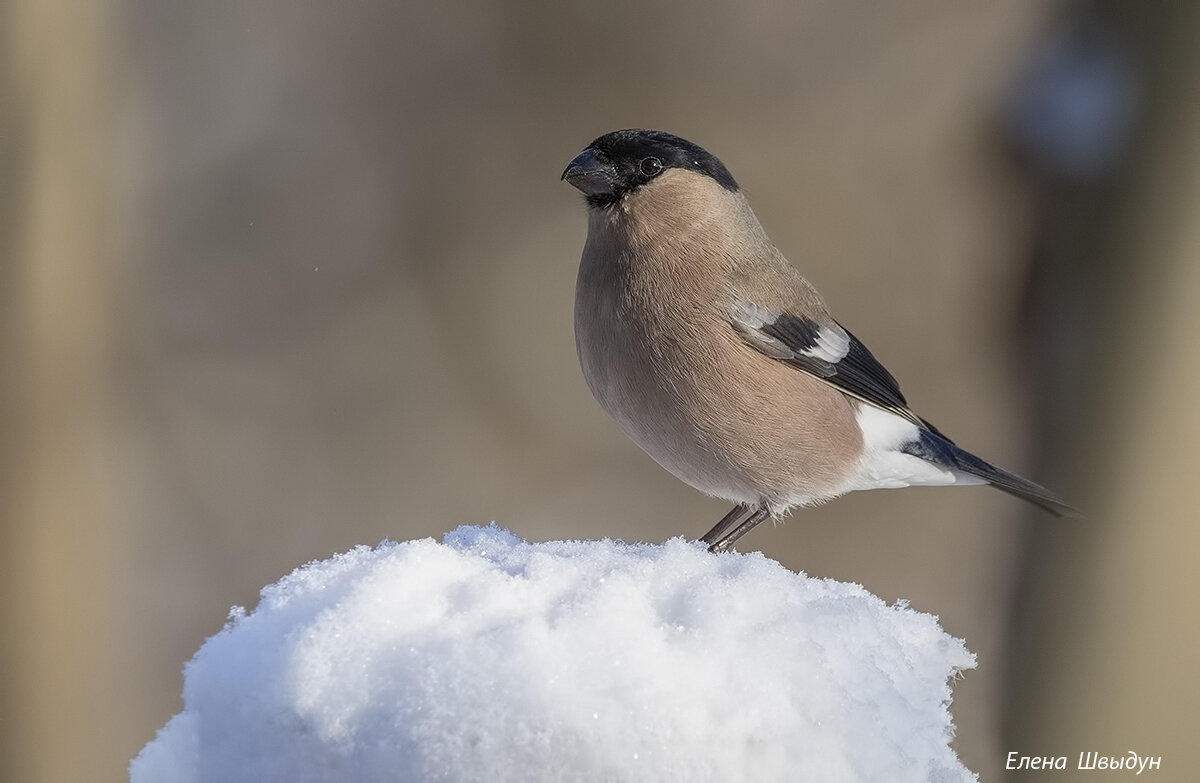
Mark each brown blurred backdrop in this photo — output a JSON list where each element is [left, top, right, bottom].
[[3, 1, 1198, 781]]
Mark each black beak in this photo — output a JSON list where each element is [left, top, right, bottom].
[[562, 148, 619, 198]]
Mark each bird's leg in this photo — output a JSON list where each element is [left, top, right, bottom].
[[707, 506, 771, 553], [700, 504, 750, 549]]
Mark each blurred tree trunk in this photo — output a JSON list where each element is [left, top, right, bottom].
[[1008, 3, 1200, 777], [1, 1, 127, 780]]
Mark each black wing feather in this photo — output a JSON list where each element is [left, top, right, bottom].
[[758, 314, 925, 428], [819, 323, 907, 409]]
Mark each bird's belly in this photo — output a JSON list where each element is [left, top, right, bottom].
[[576, 313, 862, 509]]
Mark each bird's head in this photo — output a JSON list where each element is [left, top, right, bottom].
[[562, 129, 739, 208]]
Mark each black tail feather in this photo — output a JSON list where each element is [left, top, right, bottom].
[[903, 430, 1082, 518]]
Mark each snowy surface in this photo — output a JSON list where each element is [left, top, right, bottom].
[[131, 525, 977, 782]]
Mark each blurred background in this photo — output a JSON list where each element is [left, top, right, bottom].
[[3, 0, 1198, 780]]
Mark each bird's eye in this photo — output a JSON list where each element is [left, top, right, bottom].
[[639, 157, 663, 177]]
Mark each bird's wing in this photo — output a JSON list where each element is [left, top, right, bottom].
[[730, 300, 930, 430], [731, 299, 1080, 516]]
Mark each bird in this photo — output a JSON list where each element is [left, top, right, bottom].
[[562, 128, 1078, 553]]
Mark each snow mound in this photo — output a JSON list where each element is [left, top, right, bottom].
[[132, 525, 976, 782]]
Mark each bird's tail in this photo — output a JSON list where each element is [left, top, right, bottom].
[[903, 429, 1082, 517]]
